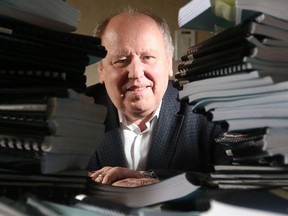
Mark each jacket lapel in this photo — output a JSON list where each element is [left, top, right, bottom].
[[97, 128, 127, 167], [96, 97, 127, 167], [146, 83, 184, 169]]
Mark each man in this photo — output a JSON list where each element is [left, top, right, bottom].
[[87, 8, 225, 186]]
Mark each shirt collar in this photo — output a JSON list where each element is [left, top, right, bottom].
[[118, 101, 162, 128]]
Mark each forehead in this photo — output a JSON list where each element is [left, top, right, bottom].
[[102, 13, 165, 53], [107, 13, 161, 33]]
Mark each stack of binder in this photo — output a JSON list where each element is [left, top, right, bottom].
[[0, 0, 107, 204], [0, 0, 81, 32], [0, 89, 107, 174], [175, 12, 288, 167], [178, 0, 288, 33]]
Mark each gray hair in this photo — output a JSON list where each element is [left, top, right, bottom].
[[94, 7, 174, 58]]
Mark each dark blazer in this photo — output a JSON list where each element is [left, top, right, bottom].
[[86, 81, 225, 178]]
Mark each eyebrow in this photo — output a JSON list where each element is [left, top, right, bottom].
[[111, 53, 130, 58]]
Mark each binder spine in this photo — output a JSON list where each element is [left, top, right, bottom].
[[0, 134, 43, 157], [0, 69, 66, 81], [175, 62, 253, 82]]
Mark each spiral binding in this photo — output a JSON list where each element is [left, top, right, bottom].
[[0, 134, 43, 157], [215, 130, 265, 143]]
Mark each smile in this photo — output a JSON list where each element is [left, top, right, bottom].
[[127, 86, 150, 91]]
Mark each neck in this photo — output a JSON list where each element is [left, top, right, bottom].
[[127, 113, 153, 132]]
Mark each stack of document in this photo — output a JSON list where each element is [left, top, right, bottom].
[[0, 0, 80, 32], [175, 12, 288, 166]]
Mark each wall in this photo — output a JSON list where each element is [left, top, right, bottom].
[[67, 0, 213, 86]]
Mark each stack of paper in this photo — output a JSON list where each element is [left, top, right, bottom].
[[0, 0, 80, 32], [175, 12, 288, 166]]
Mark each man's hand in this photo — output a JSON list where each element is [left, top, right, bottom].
[[88, 166, 159, 187], [112, 177, 159, 187]]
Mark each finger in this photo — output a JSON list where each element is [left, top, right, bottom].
[[89, 171, 100, 179], [89, 166, 112, 180], [94, 174, 105, 183], [102, 167, 143, 184], [101, 167, 133, 184], [90, 172, 107, 183], [89, 171, 104, 180], [88, 171, 94, 177], [101, 167, 123, 184], [141, 178, 160, 184], [112, 179, 140, 187], [112, 178, 159, 187]]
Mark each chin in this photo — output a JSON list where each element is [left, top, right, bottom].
[[130, 100, 149, 110]]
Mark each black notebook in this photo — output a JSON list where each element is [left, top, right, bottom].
[[0, 15, 107, 58]]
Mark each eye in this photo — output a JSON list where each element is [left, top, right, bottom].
[[113, 57, 130, 68], [142, 55, 156, 64]]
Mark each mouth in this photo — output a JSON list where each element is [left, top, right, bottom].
[[127, 86, 151, 92], [123, 85, 152, 97]]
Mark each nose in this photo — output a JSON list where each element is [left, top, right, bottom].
[[127, 57, 144, 79]]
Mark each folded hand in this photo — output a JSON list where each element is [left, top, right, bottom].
[[88, 166, 159, 187]]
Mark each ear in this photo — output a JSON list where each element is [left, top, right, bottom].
[[168, 58, 173, 77], [98, 61, 105, 84]]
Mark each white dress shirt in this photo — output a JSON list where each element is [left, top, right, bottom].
[[118, 103, 161, 170]]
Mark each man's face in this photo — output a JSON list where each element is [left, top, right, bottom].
[[98, 13, 173, 122]]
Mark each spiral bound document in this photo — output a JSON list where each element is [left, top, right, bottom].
[[0, 15, 107, 66], [0, 0, 80, 33]]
